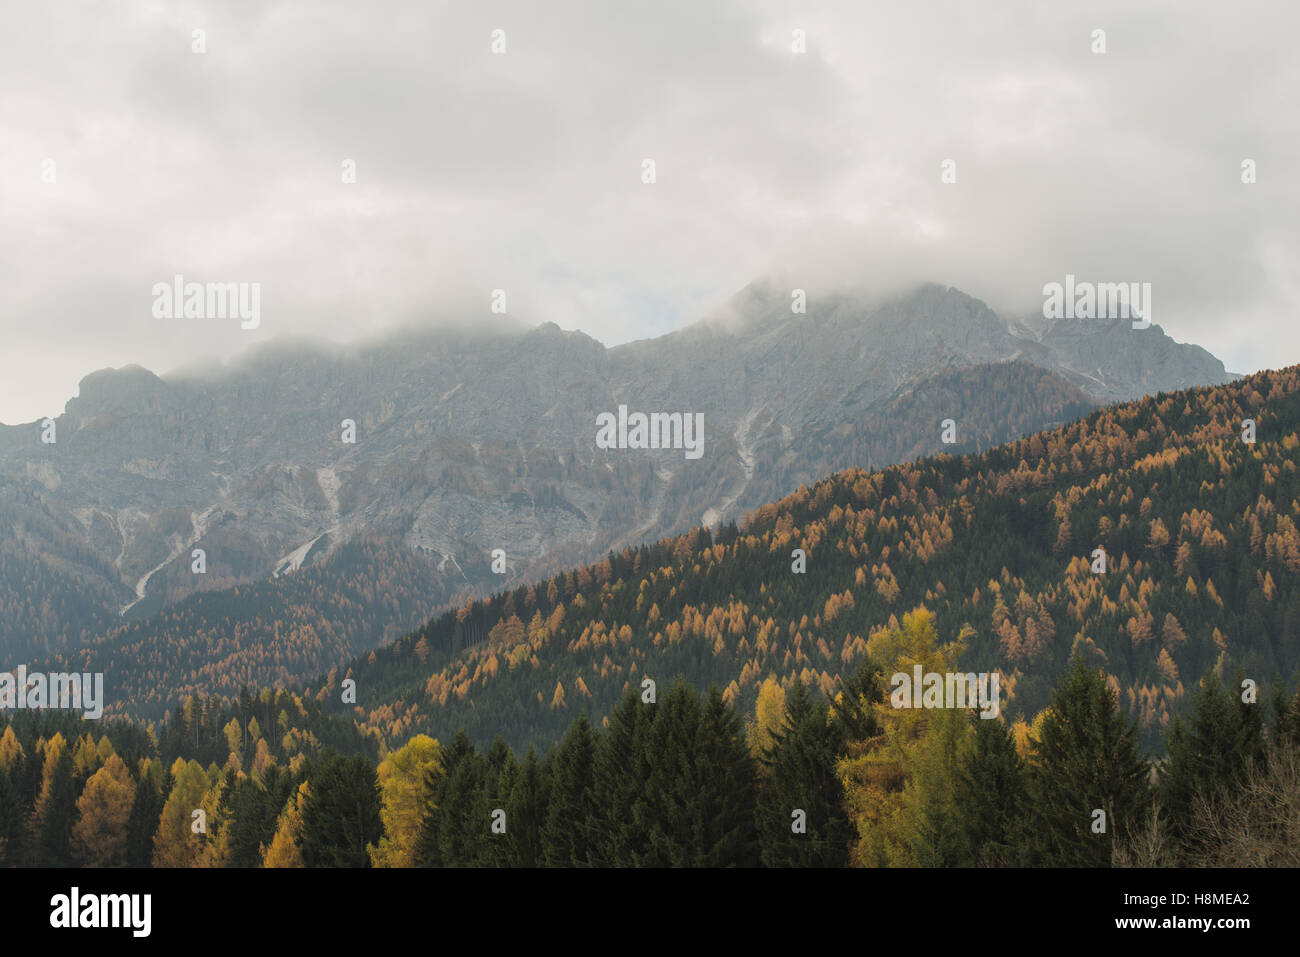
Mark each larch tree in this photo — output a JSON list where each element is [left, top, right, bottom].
[[370, 734, 442, 868], [263, 780, 311, 868], [152, 758, 211, 868], [72, 753, 135, 867]]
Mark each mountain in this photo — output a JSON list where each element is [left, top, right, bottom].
[[297, 364, 1297, 754], [1, 281, 1237, 667], [54, 364, 1296, 758]]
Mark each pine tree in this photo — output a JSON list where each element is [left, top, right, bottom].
[[0, 760, 24, 866], [478, 738, 518, 867], [591, 688, 656, 866], [416, 731, 490, 866], [639, 680, 704, 866], [756, 680, 850, 866], [299, 753, 383, 868], [542, 716, 596, 866], [637, 681, 758, 867], [1026, 657, 1152, 866], [32, 747, 76, 866], [506, 747, 549, 867], [126, 761, 165, 867], [951, 715, 1028, 866], [694, 685, 760, 867], [1160, 670, 1265, 858], [227, 765, 295, 868]]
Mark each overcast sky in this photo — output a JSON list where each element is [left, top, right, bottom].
[[2, 0, 1297, 424]]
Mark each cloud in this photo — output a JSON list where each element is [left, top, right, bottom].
[[1, 0, 1296, 422]]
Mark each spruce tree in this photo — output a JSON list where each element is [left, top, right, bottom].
[[0, 764, 23, 867], [418, 732, 493, 866], [415, 730, 476, 866], [1160, 670, 1265, 858], [34, 748, 77, 866], [125, 766, 164, 867], [1027, 657, 1152, 866], [507, 747, 550, 867], [591, 688, 656, 866], [299, 753, 383, 868], [639, 680, 704, 866], [637, 681, 759, 867], [542, 715, 596, 866], [830, 656, 884, 742], [951, 714, 1028, 866], [479, 738, 518, 867], [756, 680, 851, 867], [695, 686, 760, 867]]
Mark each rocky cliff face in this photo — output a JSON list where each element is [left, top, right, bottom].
[[0, 281, 1238, 659]]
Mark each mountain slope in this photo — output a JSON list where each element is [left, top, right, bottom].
[[282, 366, 1299, 754], [1, 281, 1238, 659]]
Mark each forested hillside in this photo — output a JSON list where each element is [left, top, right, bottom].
[[41, 537, 458, 724], [10, 364, 1300, 870], [4, 649, 1298, 868], [298, 366, 1300, 754], [22, 360, 1098, 723]]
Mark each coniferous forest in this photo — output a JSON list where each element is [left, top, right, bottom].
[[4, 368, 1300, 869]]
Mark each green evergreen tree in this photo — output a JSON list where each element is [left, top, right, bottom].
[[417, 732, 494, 866], [1027, 657, 1153, 866], [299, 753, 383, 868], [756, 680, 851, 866], [125, 766, 164, 868], [415, 730, 477, 866], [479, 738, 518, 867], [33, 748, 77, 866], [637, 681, 758, 866], [542, 715, 596, 866], [1160, 669, 1265, 858], [591, 688, 656, 866], [695, 685, 760, 867], [227, 765, 295, 868], [0, 764, 23, 866], [830, 656, 884, 742], [951, 715, 1028, 866], [506, 747, 549, 867]]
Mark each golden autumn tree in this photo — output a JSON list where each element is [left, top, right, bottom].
[[152, 758, 211, 867], [263, 780, 311, 868], [837, 607, 975, 866], [0, 726, 23, 773], [195, 774, 233, 868], [746, 675, 787, 764], [369, 734, 442, 867], [71, 754, 134, 867]]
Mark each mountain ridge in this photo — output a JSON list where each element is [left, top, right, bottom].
[[1, 280, 1238, 663]]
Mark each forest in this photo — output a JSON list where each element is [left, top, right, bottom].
[[6, 365, 1300, 867], [290, 366, 1300, 755], [3, 609, 1298, 867]]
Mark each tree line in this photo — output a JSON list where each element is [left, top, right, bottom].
[[4, 606, 1299, 867]]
